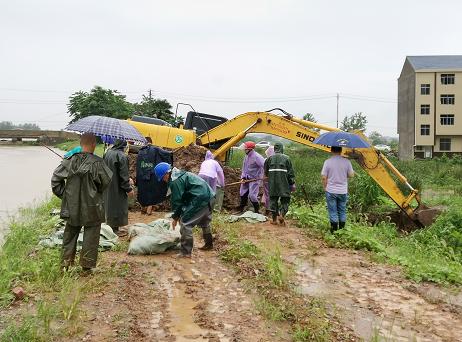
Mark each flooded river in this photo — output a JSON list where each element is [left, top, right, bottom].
[[0, 146, 62, 245]]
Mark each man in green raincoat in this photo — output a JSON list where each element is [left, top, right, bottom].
[[264, 142, 295, 226], [51, 133, 113, 272], [154, 162, 215, 258]]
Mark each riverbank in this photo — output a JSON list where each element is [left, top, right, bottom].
[[1, 198, 461, 341]]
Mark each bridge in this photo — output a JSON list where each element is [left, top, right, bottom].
[[0, 130, 79, 143]]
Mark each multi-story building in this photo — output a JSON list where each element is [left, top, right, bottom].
[[398, 55, 462, 160]]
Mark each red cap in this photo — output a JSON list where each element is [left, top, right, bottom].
[[244, 141, 256, 149]]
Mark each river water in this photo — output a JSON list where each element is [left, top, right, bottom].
[[0, 146, 62, 245]]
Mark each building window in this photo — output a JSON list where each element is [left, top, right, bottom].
[[421, 84, 430, 95], [441, 74, 455, 85], [420, 104, 430, 115], [441, 94, 455, 104], [440, 138, 451, 151], [440, 114, 455, 125], [420, 124, 430, 135]]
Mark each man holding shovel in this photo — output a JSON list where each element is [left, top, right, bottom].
[[236, 141, 265, 213]]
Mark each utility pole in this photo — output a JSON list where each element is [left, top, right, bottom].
[[148, 89, 152, 101], [336, 93, 339, 128]]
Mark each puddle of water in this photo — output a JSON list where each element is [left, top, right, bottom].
[[294, 260, 326, 296], [169, 282, 210, 341]]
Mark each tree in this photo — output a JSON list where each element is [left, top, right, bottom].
[[303, 112, 316, 122], [0, 121, 14, 130], [133, 95, 177, 125], [0, 121, 40, 130], [67, 86, 134, 123], [303, 112, 320, 132], [368, 131, 387, 145], [340, 112, 367, 132]]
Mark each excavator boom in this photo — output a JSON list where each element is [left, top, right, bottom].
[[198, 111, 434, 226]]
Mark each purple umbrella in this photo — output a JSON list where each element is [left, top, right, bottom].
[[65, 116, 146, 144]]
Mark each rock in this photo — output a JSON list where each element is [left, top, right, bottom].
[[12, 287, 25, 300]]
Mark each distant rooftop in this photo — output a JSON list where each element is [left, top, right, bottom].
[[407, 55, 462, 70]]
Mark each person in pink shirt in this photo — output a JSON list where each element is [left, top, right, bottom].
[[321, 146, 355, 233], [198, 150, 225, 192]]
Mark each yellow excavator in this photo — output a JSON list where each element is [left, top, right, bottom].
[[198, 110, 440, 227], [127, 109, 439, 227]]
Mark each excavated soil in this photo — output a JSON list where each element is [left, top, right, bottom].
[[128, 145, 242, 211]]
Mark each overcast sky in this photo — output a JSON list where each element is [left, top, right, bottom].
[[1, 0, 462, 136]]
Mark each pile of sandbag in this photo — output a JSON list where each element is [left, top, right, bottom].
[[39, 221, 118, 250], [127, 219, 180, 255]]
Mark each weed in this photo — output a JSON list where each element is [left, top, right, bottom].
[[255, 298, 286, 321], [262, 249, 287, 288], [0, 317, 41, 342]]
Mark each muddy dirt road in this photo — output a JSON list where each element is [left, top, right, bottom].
[[77, 212, 461, 341]]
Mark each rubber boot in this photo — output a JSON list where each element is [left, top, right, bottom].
[[199, 233, 213, 250], [278, 215, 286, 226], [339, 222, 345, 229], [270, 213, 278, 225], [251, 201, 260, 214], [330, 222, 338, 233], [235, 195, 248, 214]]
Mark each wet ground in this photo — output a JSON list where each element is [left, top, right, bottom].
[[70, 211, 462, 342], [244, 221, 462, 342]]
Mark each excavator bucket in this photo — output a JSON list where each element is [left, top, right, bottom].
[[414, 205, 442, 227]]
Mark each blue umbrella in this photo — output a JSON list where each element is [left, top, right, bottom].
[[313, 131, 370, 148], [66, 116, 146, 144]]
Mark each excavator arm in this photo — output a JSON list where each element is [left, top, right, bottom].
[[198, 111, 431, 226]]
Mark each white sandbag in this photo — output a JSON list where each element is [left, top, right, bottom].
[[127, 219, 181, 255]]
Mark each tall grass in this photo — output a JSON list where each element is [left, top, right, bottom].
[[290, 201, 462, 284], [0, 197, 114, 339]]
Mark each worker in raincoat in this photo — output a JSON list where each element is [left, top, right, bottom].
[[199, 150, 225, 211], [51, 133, 113, 272], [136, 137, 172, 214], [264, 142, 295, 225], [237, 141, 265, 213], [155, 162, 215, 257], [103, 140, 134, 236], [198, 151, 225, 192], [262, 145, 275, 213]]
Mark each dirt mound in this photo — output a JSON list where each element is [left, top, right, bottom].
[[128, 145, 242, 211]]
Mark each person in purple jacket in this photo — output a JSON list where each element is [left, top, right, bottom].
[[237, 141, 265, 213], [321, 146, 355, 233], [198, 151, 225, 192]]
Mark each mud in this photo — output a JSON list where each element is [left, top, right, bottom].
[[77, 212, 285, 341], [128, 145, 243, 211], [243, 220, 462, 342]]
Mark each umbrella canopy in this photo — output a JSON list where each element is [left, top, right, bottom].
[[66, 116, 146, 144], [313, 131, 370, 148]]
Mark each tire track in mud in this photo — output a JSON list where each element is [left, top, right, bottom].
[[243, 220, 462, 342], [77, 212, 286, 341]]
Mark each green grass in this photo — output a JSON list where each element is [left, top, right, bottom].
[[55, 139, 104, 157], [290, 201, 462, 284], [0, 197, 115, 339], [215, 215, 338, 341]]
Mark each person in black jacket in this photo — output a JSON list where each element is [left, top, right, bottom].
[[103, 140, 134, 236], [51, 133, 112, 272], [135, 137, 172, 214]]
